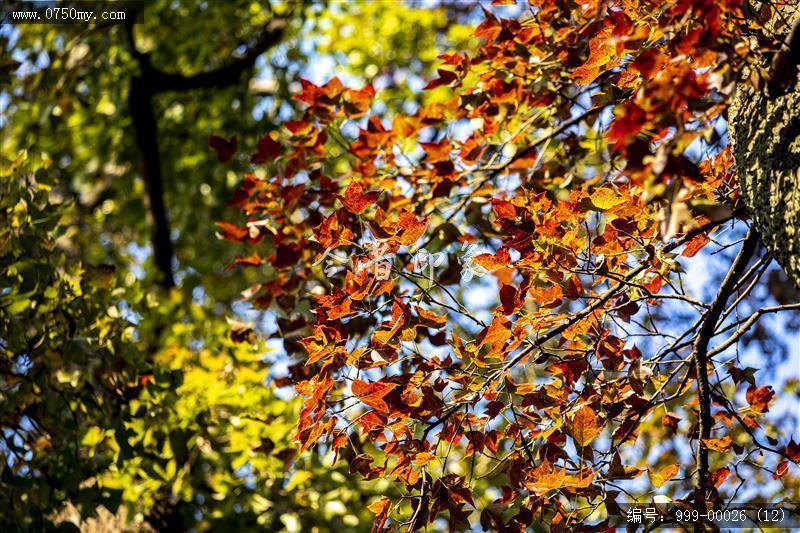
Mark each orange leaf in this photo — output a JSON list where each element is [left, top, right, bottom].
[[607, 452, 643, 480], [573, 27, 623, 86], [368, 497, 391, 531], [396, 210, 429, 246], [420, 140, 451, 164], [530, 284, 563, 308], [352, 379, 397, 414], [215, 221, 249, 242], [526, 461, 566, 494], [416, 307, 447, 328], [570, 406, 601, 447], [343, 84, 375, 118], [702, 436, 732, 452], [229, 253, 262, 269], [412, 452, 437, 467], [342, 182, 380, 214], [682, 232, 710, 258], [477, 315, 512, 348], [662, 413, 681, 431], [314, 212, 354, 250], [473, 247, 511, 270]]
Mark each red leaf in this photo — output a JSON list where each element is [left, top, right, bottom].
[[774, 460, 790, 479], [208, 135, 237, 163], [423, 69, 458, 90], [499, 284, 517, 315], [491, 198, 516, 219], [546, 358, 589, 387], [632, 49, 666, 79], [787, 440, 800, 464], [643, 273, 663, 294], [709, 467, 731, 489], [251, 132, 282, 164], [565, 275, 583, 300], [607, 102, 646, 146], [746, 385, 775, 414]]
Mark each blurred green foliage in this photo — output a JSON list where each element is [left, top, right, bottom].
[[0, 0, 464, 530], [1, 154, 387, 531], [1, 152, 142, 528]]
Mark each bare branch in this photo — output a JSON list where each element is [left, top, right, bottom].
[[708, 302, 800, 358], [691, 227, 759, 499]]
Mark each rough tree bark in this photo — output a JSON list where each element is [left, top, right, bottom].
[[729, 5, 800, 288]]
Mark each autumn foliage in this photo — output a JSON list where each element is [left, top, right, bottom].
[[215, 1, 800, 530]]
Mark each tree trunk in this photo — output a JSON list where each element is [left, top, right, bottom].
[[729, 6, 800, 289]]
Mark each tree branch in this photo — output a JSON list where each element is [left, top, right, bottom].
[[708, 302, 800, 358], [768, 13, 800, 96], [492, 215, 740, 380], [129, 75, 175, 288], [123, 17, 287, 287], [691, 227, 759, 500], [147, 18, 287, 93]]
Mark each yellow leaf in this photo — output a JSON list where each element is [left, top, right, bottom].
[[648, 464, 680, 488], [367, 497, 391, 515], [412, 452, 436, 466], [588, 187, 625, 211], [285, 470, 312, 491]]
